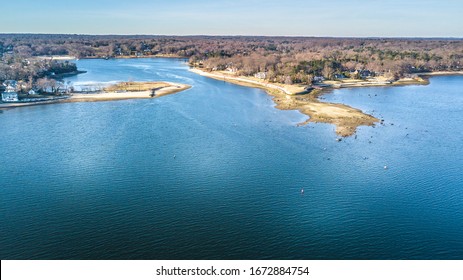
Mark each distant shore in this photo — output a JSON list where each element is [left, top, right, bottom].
[[415, 71, 463, 76], [0, 82, 191, 110], [32, 54, 188, 61], [190, 68, 378, 137], [74, 54, 187, 60], [117, 54, 187, 59]]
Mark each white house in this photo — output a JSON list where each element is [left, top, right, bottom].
[[313, 76, 325, 83], [2, 80, 17, 88], [2, 81, 19, 102], [29, 89, 38, 95], [2, 92, 19, 102], [254, 72, 267, 79]]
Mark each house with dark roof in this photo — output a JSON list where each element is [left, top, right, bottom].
[[2, 80, 18, 89]]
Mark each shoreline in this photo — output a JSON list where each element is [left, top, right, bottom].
[[34, 54, 187, 61], [77, 54, 188, 60], [0, 82, 191, 110], [323, 76, 429, 88], [68, 82, 190, 102], [190, 67, 463, 137], [34, 55, 77, 60], [52, 70, 87, 78], [190, 68, 379, 137], [415, 71, 463, 76], [118, 54, 187, 59]]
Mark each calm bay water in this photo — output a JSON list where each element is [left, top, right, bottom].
[[1, 58, 462, 259]]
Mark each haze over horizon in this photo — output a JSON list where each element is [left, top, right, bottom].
[[1, 0, 462, 37]]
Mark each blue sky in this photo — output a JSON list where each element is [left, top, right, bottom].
[[1, 0, 462, 37]]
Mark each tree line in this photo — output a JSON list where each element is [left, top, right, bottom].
[[1, 34, 462, 87]]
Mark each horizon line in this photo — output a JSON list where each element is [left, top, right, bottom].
[[1, 32, 462, 40]]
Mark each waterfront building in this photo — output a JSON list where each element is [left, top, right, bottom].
[[1, 81, 19, 102], [1, 91, 19, 102]]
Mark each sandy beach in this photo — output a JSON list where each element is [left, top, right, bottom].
[[190, 68, 463, 136], [190, 68, 378, 137], [34, 55, 77, 60], [323, 76, 429, 88], [0, 82, 191, 110], [69, 82, 190, 102]]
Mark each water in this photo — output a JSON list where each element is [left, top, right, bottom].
[[1, 58, 462, 259]]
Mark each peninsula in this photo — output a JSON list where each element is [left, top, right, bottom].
[[189, 67, 439, 136], [69, 81, 190, 102], [0, 81, 191, 109], [191, 68, 379, 137]]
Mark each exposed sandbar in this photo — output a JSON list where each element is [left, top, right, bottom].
[[190, 68, 378, 137], [0, 82, 191, 109], [68, 82, 190, 102]]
